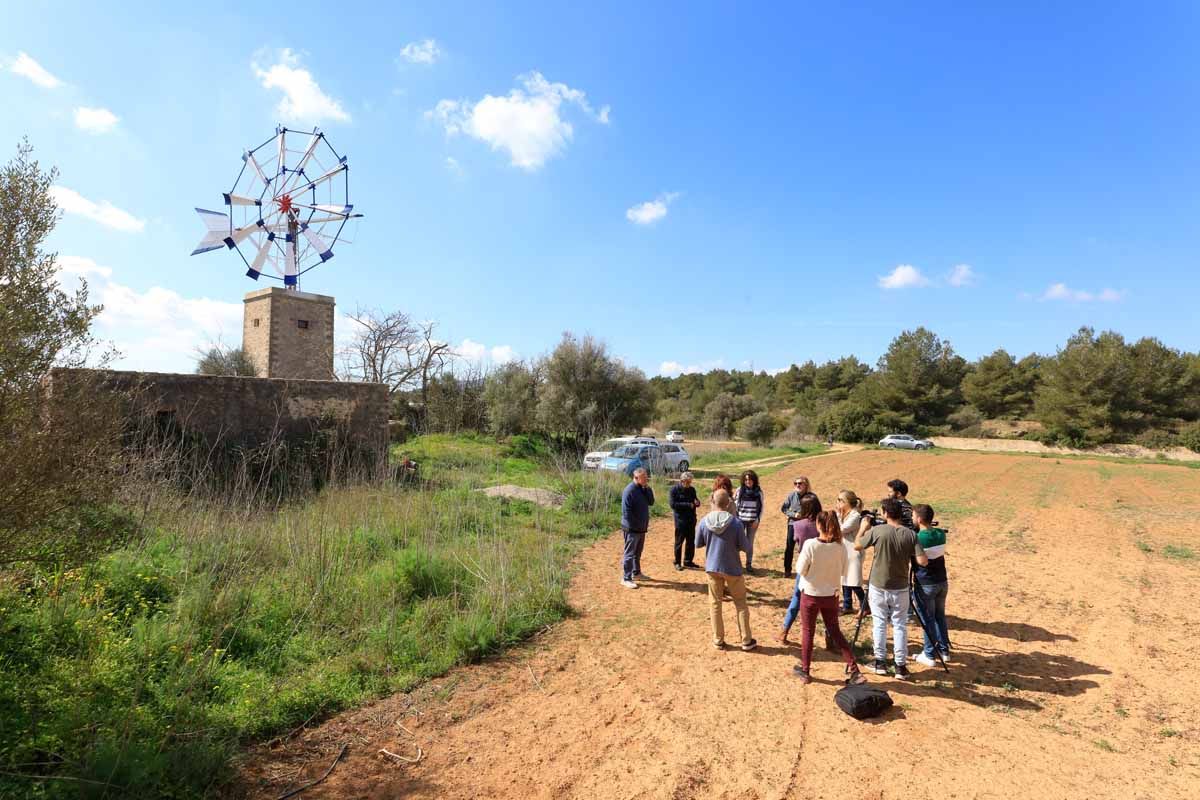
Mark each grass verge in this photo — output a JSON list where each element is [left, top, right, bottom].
[[0, 434, 643, 799]]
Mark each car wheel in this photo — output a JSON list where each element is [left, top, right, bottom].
[[679, 460, 689, 472], [886, 443, 896, 448]]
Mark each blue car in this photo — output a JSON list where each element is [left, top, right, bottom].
[[601, 444, 664, 477]]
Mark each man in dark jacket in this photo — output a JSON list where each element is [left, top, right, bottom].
[[780, 476, 815, 577], [669, 472, 701, 570], [620, 467, 655, 589]]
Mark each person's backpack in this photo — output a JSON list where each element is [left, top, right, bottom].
[[834, 683, 893, 720]]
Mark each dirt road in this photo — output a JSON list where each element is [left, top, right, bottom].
[[240, 449, 1200, 799]]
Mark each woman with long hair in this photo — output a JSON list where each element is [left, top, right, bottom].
[[836, 490, 867, 615], [776, 494, 823, 644], [793, 510, 864, 685], [733, 470, 764, 573], [712, 473, 734, 497]]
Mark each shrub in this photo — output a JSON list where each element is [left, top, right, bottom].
[[1180, 421, 1200, 454], [738, 412, 778, 446], [1134, 429, 1178, 451], [947, 405, 984, 432]]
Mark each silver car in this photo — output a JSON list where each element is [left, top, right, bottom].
[[878, 434, 934, 450]]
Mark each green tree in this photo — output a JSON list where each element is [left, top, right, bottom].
[[195, 345, 257, 376], [871, 328, 967, 427], [1034, 327, 1137, 446], [738, 411, 778, 446], [961, 349, 1039, 419], [482, 361, 541, 436], [701, 392, 763, 438], [535, 334, 654, 440], [1, 140, 119, 555]]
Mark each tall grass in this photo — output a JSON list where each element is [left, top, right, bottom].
[[0, 434, 631, 798]]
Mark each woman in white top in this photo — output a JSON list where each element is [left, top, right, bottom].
[[793, 511, 866, 685], [836, 489, 867, 616]]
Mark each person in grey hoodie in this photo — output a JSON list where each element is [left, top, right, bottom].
[[619, 468, 655, 589], [694, 489, 757, 651]]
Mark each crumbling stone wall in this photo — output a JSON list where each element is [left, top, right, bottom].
[[49, 369, 388, 464]]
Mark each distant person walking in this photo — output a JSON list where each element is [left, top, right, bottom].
[[733, 470, 764, 573], [855, 498, 928, 679], [792, 511, 865, 685], [777, 494, 823, 644], [911, 503, 952, 667], [669, 472, 701, 571], [619, 468, 655, 589], [694, 489, 757, 651], [835, 490, 867, 615], [779, 476, 815, 577]]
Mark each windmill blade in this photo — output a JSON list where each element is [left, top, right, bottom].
[[225, 219, 263, 249], [243, 150, 268, 185], [291, 160, 347, 195], [276, 127, 286, 180], [301, 224, 334, 262], [295, 214, 356, 225], [245, 235, 273, 279], [281, 128, 322, 193], [223, 193, 263, 207], [191, 208, 229, 254], [294, 202, 356, 216]]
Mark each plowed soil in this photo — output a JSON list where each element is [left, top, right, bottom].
[[237, 449, 1200, 799]]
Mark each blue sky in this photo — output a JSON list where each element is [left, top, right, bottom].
[[4, 2, 1198, 375]]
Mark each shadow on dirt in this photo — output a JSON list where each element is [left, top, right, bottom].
[[881, 645, 1109, 712], [945, 614, 1077, 643]]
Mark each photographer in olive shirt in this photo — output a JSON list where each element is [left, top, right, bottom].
[[855, 498, 928, 680]]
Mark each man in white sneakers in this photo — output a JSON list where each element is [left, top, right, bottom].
[[855, 498, 928, 679]]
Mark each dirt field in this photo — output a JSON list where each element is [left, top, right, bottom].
[[238, 449, 1200, 799]]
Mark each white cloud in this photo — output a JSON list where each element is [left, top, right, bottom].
[[10, 52, 61, 88], [50, 186, 145, 233], [658, 358, 724, 377], [458, 338, 518, 366], [56, 255, 112, 280], [427, 71, 609, 170], [1041, 283, 1123, 303], [56, 256, 244, 372], [947, 263, 976, 287], [878, 264, 930, 289], [398, 39, 441, 65], [254, 48, 350, 124], [444, 156, 463, 175], [74, 106, 119, 134], [626, 192, 680, 225]]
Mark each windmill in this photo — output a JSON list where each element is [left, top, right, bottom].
[[191, 126, 362, 291]]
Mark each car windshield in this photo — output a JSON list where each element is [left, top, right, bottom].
[[611, 446, 639, 458], [598, 439, 628, 452]]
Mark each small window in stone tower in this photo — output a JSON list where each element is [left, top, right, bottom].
[[296, 319, 310, 329], [252, 318, 261, 328]]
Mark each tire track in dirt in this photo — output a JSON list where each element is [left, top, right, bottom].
[[236, 450, 1200, 800]]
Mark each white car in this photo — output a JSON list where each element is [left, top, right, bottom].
[[659, 443, 691, 475], [878, 434, 934, 450], [665, 430, 685, 443], [582, 436, 658, 470]]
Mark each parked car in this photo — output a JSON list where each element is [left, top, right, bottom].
[[665, 430, 685, 443], [601, 444, 665, 477], [878, 434, 935, 450], [582, 436, 658, 470], [659, 443, 691, 475]]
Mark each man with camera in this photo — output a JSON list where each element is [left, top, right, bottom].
[[855, 497, 928, 680]]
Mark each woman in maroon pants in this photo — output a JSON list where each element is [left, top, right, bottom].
[[793, 510, 865, 685]]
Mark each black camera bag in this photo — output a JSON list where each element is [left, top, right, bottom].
[[834, 683, 893, 719]]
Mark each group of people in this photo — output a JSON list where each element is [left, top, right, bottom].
[[619, 468, 952, 685]]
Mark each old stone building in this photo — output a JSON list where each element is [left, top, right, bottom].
[[242, 287, 336, 380]]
